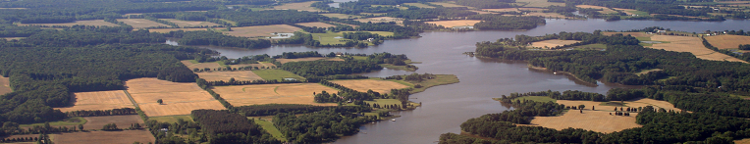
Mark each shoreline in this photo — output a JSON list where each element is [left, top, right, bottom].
[[527, 64, 599, 86]]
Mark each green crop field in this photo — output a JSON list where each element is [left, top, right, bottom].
[[252, 69, 305, 81], [149, 115, 194, 123]]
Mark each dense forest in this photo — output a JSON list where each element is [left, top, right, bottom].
[[274, 108, 377, 143], [167, 30, 272, 49], [469, 15, 546, 30]]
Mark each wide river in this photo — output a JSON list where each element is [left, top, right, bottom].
[[187, 19, 750, 143]]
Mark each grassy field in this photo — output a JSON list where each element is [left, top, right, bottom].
[[426, 20, 482, 28], [0, 76, 11, 95], [149, 115, 194, 123], [218, 19, 238, 26], [56, 90, 135, 112], [648, 35, 746, 63], [224, 24, 301, 38], [331, 79, 411, 94], [516, 0, 564, 7], [704, 35, 750, 49], [52, 130, 155, 144], [311, 31, 393, 45], [272, 1, 324, 12], [125, 78, 225, 117], [211, 83, 339, 106], [401, 74, 460, 93], [576, 5, 617, 14], [511, 96, 556, 103], [252, 119, 287, 142], [635, 69, 663, 76], [116, 19, 170, 29], [251, 69, 305, 81], [20, 117, 87, 128], [402, 3, 435, 8], [17, 20, 119, 27], [530, 40, 581, 49], [613, 8, 648, 16]]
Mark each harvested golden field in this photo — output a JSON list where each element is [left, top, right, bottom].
[[180, 60, 220, 70], [272, 1, 324, 12], [2, 37, 24, 41], [356, 17, 404, 25], [212, 83, 339, 106], [530, 39, 581, 48], [17, 20, 119, 27], [556, 98, 681, 113], [704, 35, 750, 49], [296, 22, 335, 28], [138, 101, 225, 116], [56, 90, 135, 112], [648, 35, 747, 63], [82, 115, 144, 130], [223, 24, 301, 38], [0, 76, 10, 95], [426, 20, 482, 28], [148, 28, 208, 33], [576, 5, 616, 14], [125, 78, 225, 116], [116, 19, 170, 29], [524, 110, 640, 133], [52, 130, 155, 144], [161, 19, 219, 27], [198, 71, 264, 82], [736, 138, 750, 144], [602, 32, 652, 37], [330, 79, 410, 94]]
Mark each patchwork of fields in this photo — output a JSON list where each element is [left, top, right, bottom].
[[125, 78, 225, 117]]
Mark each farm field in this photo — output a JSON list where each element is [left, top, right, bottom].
[[320, 13, 363, 19], [517, 0, 564, 7], [251, 69, 305, 81], [82, 115, 144, 130], [125, 78, 225, 116], [523, 110, 640, 133], [56, 90, 135, 112], [223, 24, 301, 38], [339, 31, 394, 36], [272, 1, 324, 12], [116, 19, 170, 29], [429, 2, 471, 8], [331, 79, 410, 94], [648, 35, 747, 63], [52, 130, 155, 144], [295, 22, 335, 28], [704, 35, 750, 49], [198, 71, 264, 82], [356, 17, 404, 25], [426, 20, 482, 28], [161, 19, 219, 27], [530, 39, 581, 49], [148, 28, 209, 33], [253, 119, 287, 141], [0, 76, 10, 95], [211, 83, 338, 106], [402, 3, 435, 8], [17, 20, 119, 27], [20, 117, 87, 128], [576, 5, 616, 14], [180, 60, 220, 70]]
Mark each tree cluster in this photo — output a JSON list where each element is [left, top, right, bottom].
[[65, 108, 137, 117], [167, 30, 272, 49]]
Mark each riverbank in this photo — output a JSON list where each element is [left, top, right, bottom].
[[527, 65, 598, 86]]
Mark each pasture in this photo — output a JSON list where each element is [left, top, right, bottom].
[[576, 5, 616, 14], [0, 76, 10, 95], [223, 24, 301, 38], [272, 1, 324, 12], [251, 69, 305, 81], [125, 78, 225, 117], [52, 130, 155, 144], [17, 20, 119, 27], [148, 28, 208, 33], [426, 20, 482, 28], [211, 83, 339, 106], [253, 119, 287, 141], [402, 3, 435, 8], [116, 19, 170, 29], [295, 22, 335, 28], [161, 19, 219, 27], [331, 79, 410, 94], [530, 39, 581, 49], [648, 35, 747, 63], [82, 115, 144, 130], [56, 90, 135, 112], [704, 35, 750, 49]]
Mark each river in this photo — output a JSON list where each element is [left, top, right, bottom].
[[172, 19, 750, 143]]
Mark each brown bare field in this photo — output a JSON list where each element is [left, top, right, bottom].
[[296, 22, 335, 28], [212, 83, 339, 106], [524, 110, 641, 133], [704, 35, 750, 49], [52, 130, 155, 144], [198, 71, 264, 82], [162, 19, 219, 27], [83, 115, 144, 130], [602, 32, 652, 37], [648, 35, 747, 63], [223, 24, 302, 37], [530, 39, 581, 48], [356, 17, 404, 25], [116, 19, 170, 29], [426, 20, 482, 28], [330, 79, 410, 94], [0, 76, 10, 95], [576, 5, 616, 14], [17, 20, 119, 27], [125, 78, 225, 116], [148, 28, 208, 33], [272, 1, 324, 12], [56, 90, 134, 112]]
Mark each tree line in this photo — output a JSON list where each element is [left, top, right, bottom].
[[166, 30, 272, 49]]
